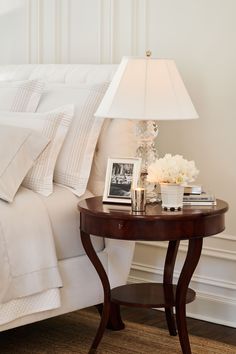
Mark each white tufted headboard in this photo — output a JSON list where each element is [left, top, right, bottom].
[[0, 64, 117, 84]]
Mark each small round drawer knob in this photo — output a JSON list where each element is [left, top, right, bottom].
[[118, 221, 124, 230]]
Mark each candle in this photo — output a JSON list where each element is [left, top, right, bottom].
[[131, 187, 146, 212]]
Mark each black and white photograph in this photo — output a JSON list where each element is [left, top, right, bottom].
[[103, 158, 142, 204], [109, 163, 133, 197]]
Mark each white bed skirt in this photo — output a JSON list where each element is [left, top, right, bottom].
[[0, 241, 135, 331]]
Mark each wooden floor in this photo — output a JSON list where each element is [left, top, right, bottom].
[[118, 306, 236, 346]]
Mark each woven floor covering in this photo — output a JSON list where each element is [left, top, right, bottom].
[[0, 309, 236, 353]]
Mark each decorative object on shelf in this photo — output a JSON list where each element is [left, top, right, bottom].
[[103, 157, 141, 204], [131, 187, 146, 212], [160, 183, 185, 210], [183, 192, 216, 206], [184, 184, 202, 195], [94, 53, 199, 201], [131, 176, 147, 212], [148, 154, 199, 210]]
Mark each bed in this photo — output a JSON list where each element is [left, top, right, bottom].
[[0, 64, 137, 332]]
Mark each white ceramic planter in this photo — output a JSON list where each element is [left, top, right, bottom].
[[160, 183, 184, 210]]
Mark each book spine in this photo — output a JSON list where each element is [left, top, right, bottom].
[[183, 197, 215, 201], [183, 201, 217, 206]]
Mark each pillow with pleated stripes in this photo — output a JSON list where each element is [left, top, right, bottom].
[[0, 80, 44, 112], [37, 82, 109, 196], [0, 125, 49, 202], [0, 105, 74, 196]]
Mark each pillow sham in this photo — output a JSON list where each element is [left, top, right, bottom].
[[37, 82, 109, 196], [0, 105, 74, 196], [0, 125, 49, 202], [88, 119, 137, 196], [0, 80, 44, 112]]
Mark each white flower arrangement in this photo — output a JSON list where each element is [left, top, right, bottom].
[[147, 154, 199, 185]]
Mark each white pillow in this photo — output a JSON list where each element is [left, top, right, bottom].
[[0, 80, 44, 112], [88, 119, 137, 196], [0, 125, 49, 202], [0, 105, 74, 196], [37, 82, 109, 196]]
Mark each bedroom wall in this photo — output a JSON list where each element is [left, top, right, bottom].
[[0, 0, 236, 326]]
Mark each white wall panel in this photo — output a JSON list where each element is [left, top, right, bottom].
[[100, 0, 114, 63], [0, 0, 28, 64], [39, 0, 57, 63], [135, 0, 147, 56], [59, 0, 70, 63], [68, 0, 101, 63], [112, 0, 133, 62], [0, 0, 148, 64], [27, 0, 41, 63]]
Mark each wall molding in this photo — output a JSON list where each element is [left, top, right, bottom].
[[60, 0, 70, 63], [98, 0, 114, 63], [54, 0, 60, 63], [186, 297, 236, 328], [137, 236, 236, 261], [213, 233, 236, 241], [136, 0, 147, 56], [26, 0, 30, 63], [97, 0, 102, 63], [27, 0, 41, 63], [25, 0, 148, 64], [131, 0, 138, 55], [109, 0, 114, 63], [131, 261, 236, 291]]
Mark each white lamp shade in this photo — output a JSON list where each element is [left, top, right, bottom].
[[95, 56, 198, 120]]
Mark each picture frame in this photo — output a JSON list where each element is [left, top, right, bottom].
[[103, 157, 142, 204]]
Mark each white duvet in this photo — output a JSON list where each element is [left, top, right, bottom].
[[0, 186, 62, 324]]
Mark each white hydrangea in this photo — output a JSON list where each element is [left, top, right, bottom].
[[147, 154, 199, 184]]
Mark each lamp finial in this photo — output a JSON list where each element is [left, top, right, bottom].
[[146, 50, 152, 58]]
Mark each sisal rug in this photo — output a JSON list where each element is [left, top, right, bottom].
[[0, 309, 235, 353]]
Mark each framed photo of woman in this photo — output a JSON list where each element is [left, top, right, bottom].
[[103, 157, 142, 204]]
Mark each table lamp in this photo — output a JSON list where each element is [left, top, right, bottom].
[[95, 53, 198, 198]]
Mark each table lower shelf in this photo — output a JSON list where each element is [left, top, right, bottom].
[[111, 283, 196, 308]]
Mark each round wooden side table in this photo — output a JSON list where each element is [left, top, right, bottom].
[[78, 197, 228, 354]]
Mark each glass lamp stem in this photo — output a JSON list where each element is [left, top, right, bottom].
[[135, 120, 159, 173]]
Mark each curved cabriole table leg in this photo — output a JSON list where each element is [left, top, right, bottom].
[[96, 302, 125, 330], [81, 230, 111, 353], [163, 240, 180, 336], [175, 237, 203, 354]]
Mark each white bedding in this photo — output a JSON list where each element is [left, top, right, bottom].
[[39, 184, 104, 260], [0, 184, 103, 325], [0, 186, 63, 324], [0, 64, 137, 331]]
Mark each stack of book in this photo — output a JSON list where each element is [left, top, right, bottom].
[[183, 185, 216, 206], [184, 185, 202, 195]]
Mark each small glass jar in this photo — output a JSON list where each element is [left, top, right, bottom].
[[131, 177, 146, 212]]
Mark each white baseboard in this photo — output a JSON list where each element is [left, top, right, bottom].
[[130, 233, 236, 327], [129, 233, 236, 326], [131, 261, 236, 291]]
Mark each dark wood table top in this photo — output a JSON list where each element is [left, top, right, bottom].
[[78, 197, 228, 241], [78, 196, 228, 219]]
